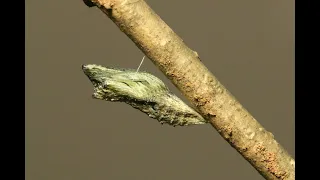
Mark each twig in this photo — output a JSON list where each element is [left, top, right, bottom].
[[82, 0, 295, 179]]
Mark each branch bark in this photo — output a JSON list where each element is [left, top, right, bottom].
[[82, 0, 295, 179]]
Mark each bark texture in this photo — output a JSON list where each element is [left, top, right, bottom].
[[83, 0, 295, 179]]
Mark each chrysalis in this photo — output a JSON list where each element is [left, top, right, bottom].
[[82, 64, 209, 126]]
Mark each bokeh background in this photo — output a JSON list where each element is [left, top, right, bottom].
[[25, 0, 295, 179]]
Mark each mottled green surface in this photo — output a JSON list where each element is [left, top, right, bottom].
[[82, 64, 209, 126]]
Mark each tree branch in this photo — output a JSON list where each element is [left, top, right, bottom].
[[82, 0, 295, 179]]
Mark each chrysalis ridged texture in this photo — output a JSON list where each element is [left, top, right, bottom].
[[82, 64, 209, 126]]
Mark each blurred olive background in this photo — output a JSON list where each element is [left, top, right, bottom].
[[25, 0, 294, 179]]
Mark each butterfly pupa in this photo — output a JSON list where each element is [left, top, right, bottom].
[[82, 63, 209, 126]]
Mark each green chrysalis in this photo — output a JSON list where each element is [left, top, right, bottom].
[[82, 64, 209, 126]]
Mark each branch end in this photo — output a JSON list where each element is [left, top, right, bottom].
[[83, 0, 96, 7]]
